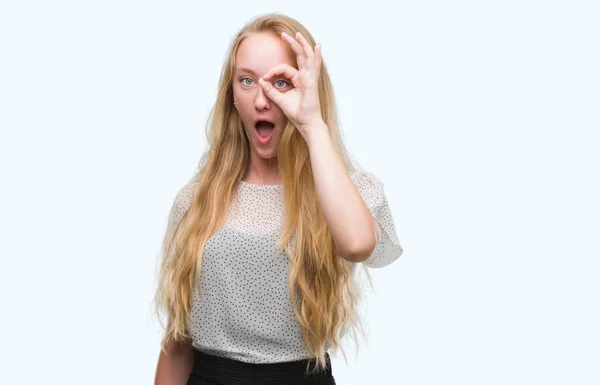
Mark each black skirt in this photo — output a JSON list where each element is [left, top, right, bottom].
[[186, 348, 336, 385]]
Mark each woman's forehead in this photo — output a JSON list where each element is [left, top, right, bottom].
[[235, 32, 295, 73]]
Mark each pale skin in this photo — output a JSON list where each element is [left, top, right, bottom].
[[236, 30, 378, 263], [154, 338, 194, 385], [155, 29, 379, 385]]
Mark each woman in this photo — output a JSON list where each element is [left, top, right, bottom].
[[153, 13, 403, 385]]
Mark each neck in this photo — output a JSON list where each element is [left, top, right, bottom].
[[243, 152, 281, 184]]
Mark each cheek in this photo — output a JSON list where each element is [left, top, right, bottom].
[[234, 102, 253, 131], [236, 103, 251, 122], [233, 92, 250, 112]]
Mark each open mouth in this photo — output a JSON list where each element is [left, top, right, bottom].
[[255, 120, 275, 138]]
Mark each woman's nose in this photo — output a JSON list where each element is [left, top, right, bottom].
[[254, 88, 271, 110]]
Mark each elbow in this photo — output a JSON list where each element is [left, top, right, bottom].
[[353, 239, 377, 263], [340, 234, 377, 263], [337, 216, 379, 263]]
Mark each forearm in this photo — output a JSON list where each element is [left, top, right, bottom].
[[305, 122, 376, 262], [154, 340, 194, 385]]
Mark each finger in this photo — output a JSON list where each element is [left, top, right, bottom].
[[314, 44, 322, 75], [262, 63, 300, 88], [258, 77, 284, 105], [295, 32, 315, 62], [281, 32, 306, 70]]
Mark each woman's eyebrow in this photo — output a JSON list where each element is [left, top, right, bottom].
[[236, 67, 258, 76]]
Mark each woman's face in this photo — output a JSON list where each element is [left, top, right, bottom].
[[233, 31, 296, 160]]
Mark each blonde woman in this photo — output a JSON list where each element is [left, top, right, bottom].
[[153, 13, 403, 385]]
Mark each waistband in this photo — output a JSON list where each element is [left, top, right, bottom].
[[191, 348, 333, 376]]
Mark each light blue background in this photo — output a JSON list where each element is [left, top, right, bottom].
[[1, 1, 598, 384]]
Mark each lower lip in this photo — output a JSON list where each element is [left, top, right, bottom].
[[255, 128, 275, 145]]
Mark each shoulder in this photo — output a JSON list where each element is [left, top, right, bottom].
[[169, 182, 197, 221], [348, 170, 385, 207], [177, 182, 196, 205], [348, 170, 384, 187]]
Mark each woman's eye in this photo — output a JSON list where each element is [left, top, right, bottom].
[[275, 79, 289, 88], [240, 77, 289, 88]]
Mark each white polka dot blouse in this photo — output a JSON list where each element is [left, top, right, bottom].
[[162, 171, 403, 363]]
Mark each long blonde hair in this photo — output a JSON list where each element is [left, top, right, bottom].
[[154, 12, 373, 374]]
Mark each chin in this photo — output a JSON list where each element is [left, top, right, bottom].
[[255, 149, 278, 160], [249, 143, 278, 159]]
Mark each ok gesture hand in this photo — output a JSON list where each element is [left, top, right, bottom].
[[258, 32, 324, 138]]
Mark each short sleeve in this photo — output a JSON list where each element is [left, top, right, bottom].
[[164, 182, 195, 246], [349, 171, 404, 268]]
